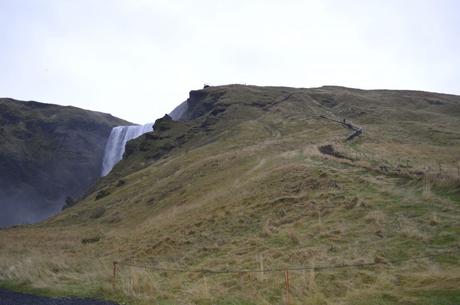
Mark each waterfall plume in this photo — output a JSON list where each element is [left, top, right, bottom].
[[101, 123, 153, 176]]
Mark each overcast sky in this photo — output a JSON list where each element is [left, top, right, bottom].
[[1, 0, 459, 124]]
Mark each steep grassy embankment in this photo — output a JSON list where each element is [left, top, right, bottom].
[[0, 98, 130, 227], [0, 85, 459, 305]]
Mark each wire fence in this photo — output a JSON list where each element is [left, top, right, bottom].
[[110, 248, 460, 304], [115, 248, 460, 275]]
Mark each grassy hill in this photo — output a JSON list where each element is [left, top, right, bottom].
[[0, 98, 130, 227], [0, 85, 459, 305]]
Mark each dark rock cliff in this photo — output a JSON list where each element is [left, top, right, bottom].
[[0, 98, 129, 227]]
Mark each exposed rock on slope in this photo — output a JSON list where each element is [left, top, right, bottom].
[[0, 98, 129, 227]]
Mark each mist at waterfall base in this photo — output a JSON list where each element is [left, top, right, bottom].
[[0, 191, 63, 228], [101, 123, 154, 176]]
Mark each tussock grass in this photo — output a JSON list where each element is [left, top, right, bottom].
[[1, 85, 460, 304]]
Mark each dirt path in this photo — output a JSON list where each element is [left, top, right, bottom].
[[0, 289, 120, 305]]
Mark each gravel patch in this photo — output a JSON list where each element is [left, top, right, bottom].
[[0, 289, 120, 305]]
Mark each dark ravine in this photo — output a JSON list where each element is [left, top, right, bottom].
[[0, 98, 130, 227], [0, 289, 119, 305]]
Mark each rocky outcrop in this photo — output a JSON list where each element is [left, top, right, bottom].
[[180, 88, 226, 120], [153, 114, 173, 132]]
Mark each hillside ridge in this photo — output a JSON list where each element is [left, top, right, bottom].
[[1, 85, 459, 305]]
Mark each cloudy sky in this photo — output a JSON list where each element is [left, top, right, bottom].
[[1, 0, 459, 124]]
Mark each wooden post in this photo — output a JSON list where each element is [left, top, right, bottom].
[[302, 269, 307, 289], [309, 261, 316, 290], [317, 206, 322, 226], [258, 254, 265, 281], [112, 261, 118, 290], [284, 270, 290, 305], [203, 274, 209, 298]]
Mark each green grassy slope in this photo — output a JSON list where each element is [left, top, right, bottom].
[[0, 85, 459, 305]]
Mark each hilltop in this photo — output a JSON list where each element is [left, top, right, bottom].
[[0, 98, 130, 227], [0, 85, 459, 305]]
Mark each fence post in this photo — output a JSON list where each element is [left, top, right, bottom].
[[302, 269, 307, 289], [284, 270, 290, 305], [309, 261, 316, 290], [112, 261, 118, 290], [317, 206, 322, 227], [203, 274, 209, 298], [258, 254, 265, 281]]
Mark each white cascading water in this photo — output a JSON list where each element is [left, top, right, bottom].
[[100, 123, 153, 176]]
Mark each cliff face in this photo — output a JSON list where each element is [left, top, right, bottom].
[[0, 98, 129, 227]]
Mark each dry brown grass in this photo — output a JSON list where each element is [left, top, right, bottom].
[[1, 85, 460, 304]]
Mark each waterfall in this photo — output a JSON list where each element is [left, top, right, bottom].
[[100, 102, 187, 177], [100, 123, 153, 176]]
